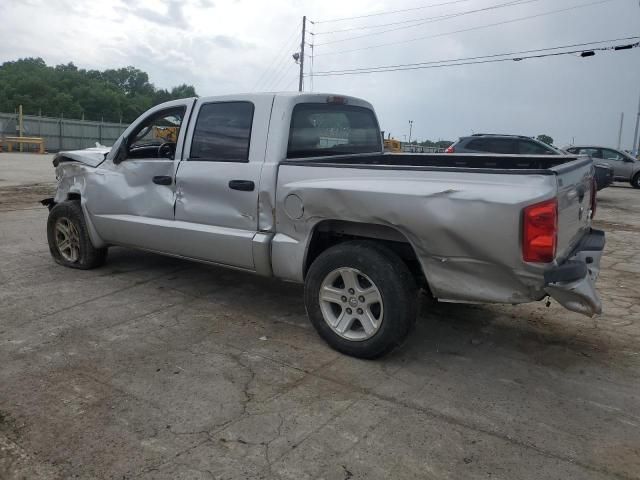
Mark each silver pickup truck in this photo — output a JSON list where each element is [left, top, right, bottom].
[[43, 93, 604, 358]]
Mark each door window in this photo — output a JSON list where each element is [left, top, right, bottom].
[[189, 102, 254, 162], [577, 148, 602, 158], [127, 107, 186, 160], [466, 138, 516, 154], [601, 148, 625, 161]]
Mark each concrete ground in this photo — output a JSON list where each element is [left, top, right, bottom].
[[1, 152, 639, 480]]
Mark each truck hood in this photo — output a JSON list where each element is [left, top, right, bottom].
[[53, 145, 111, 168]]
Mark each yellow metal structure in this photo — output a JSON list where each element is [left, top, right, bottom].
[[5, 136, 45, 154], [153, 126, 179, 143], [384, 138, 402, 153]]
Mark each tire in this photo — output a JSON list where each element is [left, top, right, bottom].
[[304, 241, 418, 359], [47, 200, 107, 269], [632, 173, 640, 189]]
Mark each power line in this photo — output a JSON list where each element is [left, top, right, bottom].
[[311, 36, 639, 74], [264, 60, 298, 91], [313, 0, 541, 40], [263, 50, 298, 92], [311, 0, 477, 24], [313, 0, 615, 57], [257, 35, 302, 91], [252, 21, 301, 92], [306, 40, 639, 77], [255, 30, 301, 91]]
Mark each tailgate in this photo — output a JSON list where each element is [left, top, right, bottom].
[[551, 157, 595, 261]]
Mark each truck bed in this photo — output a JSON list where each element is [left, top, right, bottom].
[[282, 152, 586, 174], [274, 152, 595, 308]]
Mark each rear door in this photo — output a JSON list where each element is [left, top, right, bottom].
[[173, 95, 273, 269], [601, 148, 633, 180]]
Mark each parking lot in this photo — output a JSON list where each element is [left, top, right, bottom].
[[1, 152, 639, 479]]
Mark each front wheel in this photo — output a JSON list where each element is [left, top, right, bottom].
[[632, 173, 640, 189], [304, 241, 418, 359], [47, 200, 107, 269]]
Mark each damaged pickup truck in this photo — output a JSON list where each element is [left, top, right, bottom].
[[43, 93, 604, 358]]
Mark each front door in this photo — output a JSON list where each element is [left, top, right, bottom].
[[601, 148, 633, 180], [173, 96, 272, 269], [88, 99, 195, 252]]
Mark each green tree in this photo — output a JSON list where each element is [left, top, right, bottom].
[[0, 58, 198, 122], [537, 134, 554, 145]]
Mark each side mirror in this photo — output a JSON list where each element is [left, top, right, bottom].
[[112, 140, 128, 165]]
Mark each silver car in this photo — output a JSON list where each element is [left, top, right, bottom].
[[564, 145, 640, 189]]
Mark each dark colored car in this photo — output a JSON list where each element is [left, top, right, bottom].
[[446, 134, 613, 190], [445, 134, 562, 155]]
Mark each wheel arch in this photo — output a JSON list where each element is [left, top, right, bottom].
[[303, 219, 431, 293]]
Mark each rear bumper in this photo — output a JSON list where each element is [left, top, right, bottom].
[[543, 229, 605, 317]]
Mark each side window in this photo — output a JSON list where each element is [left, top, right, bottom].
[[518, 140, 554, 155], [601, 149, 624, 161], [492, 138, 516, 154], [466, 139, 490, 152], [578, 148, 602, 158], [189, 102, 254, 162], [466, 138, 515, 154], [127, 107, 186, 159]]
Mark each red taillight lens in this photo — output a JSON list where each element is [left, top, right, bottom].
[[590, 178, 597, 219], [326, 95, 348, 105], [445, 145, 455, 153], [523, 198, 558, 263]]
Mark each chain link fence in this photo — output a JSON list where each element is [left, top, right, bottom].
[[0, 112, 127, 152]]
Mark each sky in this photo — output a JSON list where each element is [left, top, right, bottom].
[[1, 0, 640, 148]]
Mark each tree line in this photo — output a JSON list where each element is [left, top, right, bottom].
[[0, 58, 197, 123]]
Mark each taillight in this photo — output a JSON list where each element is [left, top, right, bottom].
[[445, 145, 455, 153], [590, 177, 597, 219], [523, 198, 557, 263], [326, 95, 348, 105]]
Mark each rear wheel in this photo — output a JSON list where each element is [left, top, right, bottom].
[[632, 173, 640, 189], [47, 200, 107, 269], [304, 241, 417, 359]]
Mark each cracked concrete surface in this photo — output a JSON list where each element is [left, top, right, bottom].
[[0, 153, 639, 479]]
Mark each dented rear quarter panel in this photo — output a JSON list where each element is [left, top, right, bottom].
[[273, 165, 561, 304]]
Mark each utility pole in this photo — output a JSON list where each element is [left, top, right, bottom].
[[408, 120, 414, 144], [617, 112, 624, 149], [633, 90, 640, 157], [298, 16, 306, 92]]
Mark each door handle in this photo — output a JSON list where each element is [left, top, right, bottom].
[[228, 180, 255, 191], [153, 175, 172, 186]]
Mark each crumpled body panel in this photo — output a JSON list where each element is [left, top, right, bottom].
[[53, 146, 111, 167], [273, 165, 557, 304]]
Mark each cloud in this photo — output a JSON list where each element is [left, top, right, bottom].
[[118, 0, 191, 30], [210, 35, 253, 50]]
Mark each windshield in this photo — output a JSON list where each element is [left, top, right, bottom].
[[287, 103, 382, 158]]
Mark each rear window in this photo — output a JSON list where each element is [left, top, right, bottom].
[[287, 103, 381, 158]]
